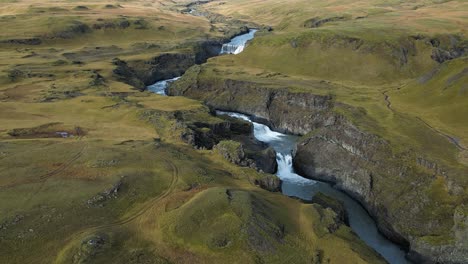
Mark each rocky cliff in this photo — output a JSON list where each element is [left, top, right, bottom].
[[113, 41, 222, 90], [168, 66, 335, 135], [168, 68, 468, 263]]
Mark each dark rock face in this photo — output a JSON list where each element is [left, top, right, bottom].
[[169, 67, 334, 136], [112, 58, 145, 90], [427, 35, 467, 63], [129, 53, 197, 85], [311, 192, 348, 225], [89, 71, 106, 87], [180, 119, 234, 149], [293, 117, 468, 263], [193, 40, 224, 64], [431, 48, 466, 63], [248, 146, 277, 174], [294, 118, 468, 264], [112, 41, 222, 90], [168, 71, 468, 263], [213, 139, 278, 177], [254, 174, 281, 192]]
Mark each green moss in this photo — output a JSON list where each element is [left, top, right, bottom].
[[215, 140, 242, 155]]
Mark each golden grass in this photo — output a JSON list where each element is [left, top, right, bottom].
[[133, 94, 203, 112], [202, 0, 467, 35]]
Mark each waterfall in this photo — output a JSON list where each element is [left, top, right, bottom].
[[220, 29, 258, 55], [216, 110, 315, 185], [220, 44, 245, 55], [147, 76, 180, 96], [276, 152, 315, 184], [215, 110, 409, 264], [146, 30, 257, 94]]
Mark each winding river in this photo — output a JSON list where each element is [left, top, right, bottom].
[[147, 30, 409, 264]]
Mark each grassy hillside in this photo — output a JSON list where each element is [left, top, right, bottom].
[[391, 57, 468, 164], [201, 0, 467, 34], [0, 1, 388, 263]]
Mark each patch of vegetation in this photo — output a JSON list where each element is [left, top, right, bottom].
[[214, 140, 245, 164], [7, 122, 85, 138], [73, 6, 89, 11], [103, 4, 121, 9]]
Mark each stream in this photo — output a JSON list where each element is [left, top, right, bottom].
[[147, 30, 409, 264], [215, 111, 409, 264]]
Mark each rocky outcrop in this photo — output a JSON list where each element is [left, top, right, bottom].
[[214, 140, 253, 166], [127, 49, 212, 85], [168, 70, 468, 263], [213, 139, 278, 177], [175, 110, 278, 174], [168, 66, 335, 135], [113, 53, 194, 90], [245, 145, 277, 174], [112, 58, 146, 90], [424, 34, 467, 63], [311, 192, 348, 225], [112, 41, 222, 90], [179, 117, 237, 149], [253, 174, 281, 192], [293, 116, 468, 263], [87, 178, 124, 207]]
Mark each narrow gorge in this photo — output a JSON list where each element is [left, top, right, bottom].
[[162, 22, 468, 262], [147, 30, 409, 263]]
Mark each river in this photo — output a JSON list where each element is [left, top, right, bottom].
[[147, 30, 409, 264], [215, 111, 409, 264]]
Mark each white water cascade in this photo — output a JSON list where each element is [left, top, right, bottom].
[[216, 110, 409, 264], [220, 29, 257, 55], [147, 76, 180, 95], [147, 30, 256, 95], [216, 111, 315, 185]]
